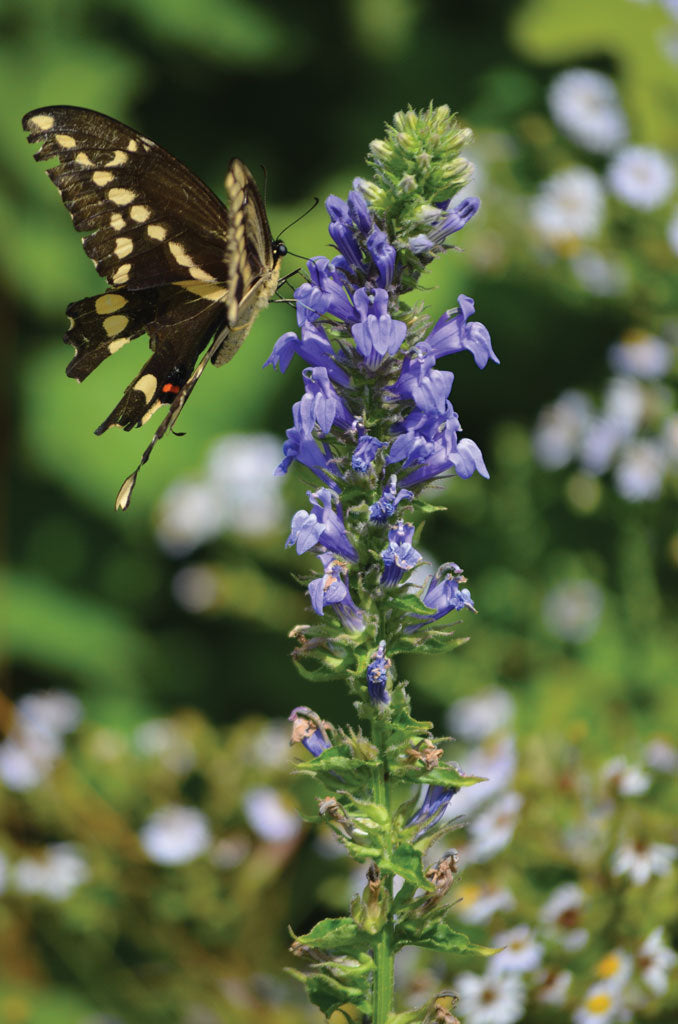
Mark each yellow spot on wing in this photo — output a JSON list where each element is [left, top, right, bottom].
[[109, 337, 131, 354], [114, 237, 134, 259], [112, 263, 131, 284], [177, 281, 227, 300], [134, 374, 157, 403], [103, 314, 129, 337], [110, 213, 125, 231], [56, 133, 76, 148], [141, 400, 162, 425], [95, 293, 127, 315], [147, 224, 167, 240], [29, 114, 55, 130], [189, 265, 217, 282], [127, 139, 139, 152], [93, 171, 114, 186], [76, 152, 94, 167], [130, 205, 151, 223], [108, 188, 136, 206], [169, 241, 192, 267], [106, 150, 129, 167]]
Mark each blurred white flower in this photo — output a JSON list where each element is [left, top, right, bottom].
[[594, 948, 633, 990], [134, 718, 196, 775], [445, 686, 514, 742], [242, 786, 302, 843], [600, 375, 645, 440], [573, 981, 621, 1024], [644, 737, 678, 773], [455, 881, 515, 925], [547, 68, 628, 154], [139, 805, 212, 866], [608, 331, 673, 379], [156, 433, 284, 555], [17, 691, 83, 738], [534, 968, 573, 1005], [601, 755, 651, 796], [454, 970, 526, 1024], [253, 720, 293, 769], [613, 439, 666, 501], [542, 578, 604, 644], [171, 564, 221, 613], [570, 250, 628, 296], [489, 923, 543, 974], [465, 792, 523, 862], [540, 882, 589, 951], [0, 690, 83, 792], [667, 207, 678, 254], [210, 834, 251, 870], [636, 926, 678, 994], [531, 166, 606, 245], [611, 838, 677, 885], [12, 843, 89, 901], [579, 417, 624, 475], [607, 146, 676, 210], [447, 735, 517, 819], [533, 390, 591, 469]]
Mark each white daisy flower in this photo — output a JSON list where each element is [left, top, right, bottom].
[[636, 926, 678, 994], [573, 981, 621, 1024], [540, 882, 589, 951], [547, 68, 628, 154], [242, 786, 302, 843], [139, 805, 212, 866], [455, 881, 516, 924], [601, 376, 646, 438], [445, 686, 514, 742], [12, 843, 89, 901], [531, 166, 606, 246], [594, 948, 633, 990], [541, 578, 604, 644], [613, 439, 666, 501], [454, 970, 526, 1024], [644, 737, 678, 773], [601, 755, 651, 796], [134, 717, 196, 775], [570, 250, 628, 296], [667, 207, 678, 255], [171, 564, 221, 614], [465, 792, 523, 863], [16, 691, 83, 738], [488, 923, 543, 974], [534, 967, 573, 1005], [611, 838, 677, 885], [607, 146, 676, 210], [533, 390, 592, 470], [607, 330, 673, 379], [449, 735, 517, 818]]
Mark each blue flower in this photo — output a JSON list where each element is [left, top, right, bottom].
[[308, 553, 350, 614], [327, 192, 369, 274], [369, 475, 413, 523], [406, 562, 475, 631], [425, 294, 498, 370], [265, 320, 350, 386], [408, 196, 480, 253], [406, 784, 459, 836], [388, 404, 488, 486], [380, 519, 421, 585], [289, 706, 332, 757], [297, 257, 358, 326], [287, 488, 358, 561], [352, 289, 407, 369], [366, 640, 391, 705], [390, 346, 455, 414], [366, 227, 396, 287], [276, 398, 334, 482], [302, 366, 353, 435], [352, 434, 387, 473]]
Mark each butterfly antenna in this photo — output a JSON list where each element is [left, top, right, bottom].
[[278, 196, 319, 239]]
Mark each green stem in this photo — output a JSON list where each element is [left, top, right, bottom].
[[371, 720, 394, 1024]]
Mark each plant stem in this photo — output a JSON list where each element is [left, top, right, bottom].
[[372, 720, 394, 1024]]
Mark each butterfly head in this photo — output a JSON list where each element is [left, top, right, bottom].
[[273, 239, 287, 263]]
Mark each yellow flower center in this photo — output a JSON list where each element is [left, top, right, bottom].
[[596, 953, 621, 979], [586, 992, 613, 1013]]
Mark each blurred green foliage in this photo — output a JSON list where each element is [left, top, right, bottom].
[[3, 0, 678, 1020]]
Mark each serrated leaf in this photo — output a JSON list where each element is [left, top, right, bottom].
[[414, 633, 470, 655], [381, 845, 432, 890], [392, 766, 485, 788], [395, 918, 494, 955], [293, 917, 374, 955], [285, 967, 370, 1017], [387, 592, 437, 616], [412, 499, 448, 514]]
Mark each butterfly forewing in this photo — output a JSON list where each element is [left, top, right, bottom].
[[22, 106, 284, 509]]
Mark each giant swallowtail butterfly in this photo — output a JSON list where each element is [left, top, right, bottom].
[[23, 105, 286, 510]]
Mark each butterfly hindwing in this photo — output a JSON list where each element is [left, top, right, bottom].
[[23, 106, 286, 509]]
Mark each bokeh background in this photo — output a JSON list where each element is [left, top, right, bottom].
[[3, 0, 678, 1022]]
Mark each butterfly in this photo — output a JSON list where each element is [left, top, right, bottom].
[[23, 105, 286, 510]]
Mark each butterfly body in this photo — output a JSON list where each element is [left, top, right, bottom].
[[23, 105, 284, 508]]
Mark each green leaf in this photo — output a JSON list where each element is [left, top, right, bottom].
[[414, 632, 470, 655], [392, 765, 485, 788], [387, 592, 435, 616], [381, 845, 432, 890], [412, 499, 448, 514], [292, 917, 373, 955], [394, 918, 494, 955], [286, 966, 371, 1017]]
